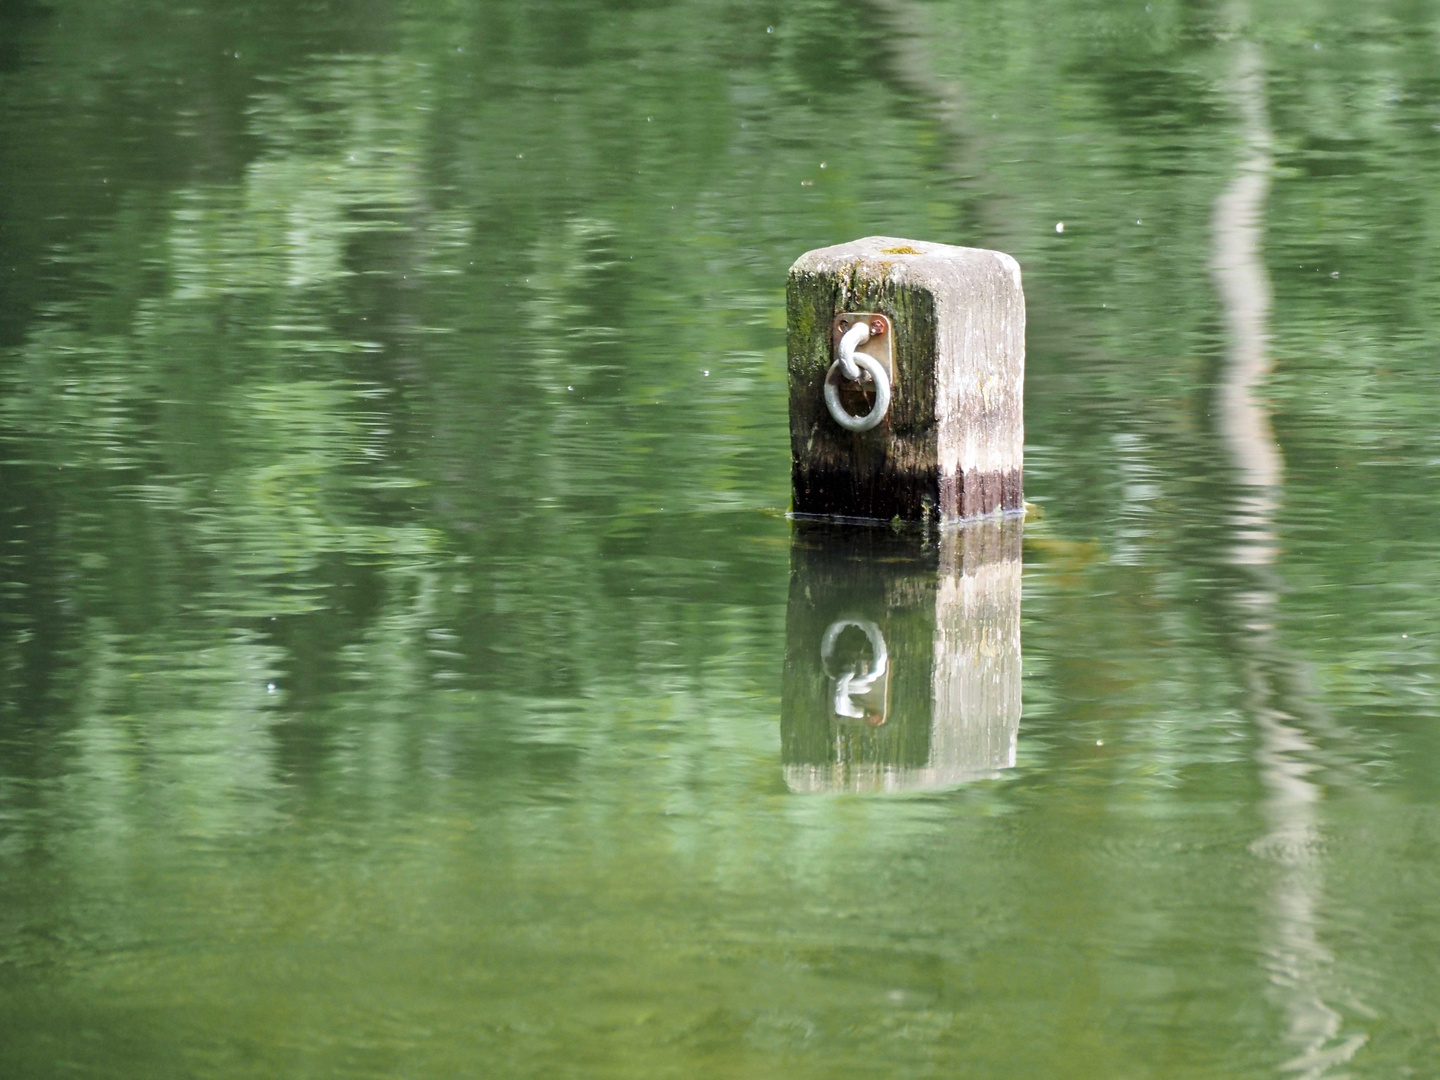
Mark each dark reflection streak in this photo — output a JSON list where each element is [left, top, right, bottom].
[[1211, 24, 1366, 1077], [865, 0, 1015, 249], [865, 0, 1126, 400]]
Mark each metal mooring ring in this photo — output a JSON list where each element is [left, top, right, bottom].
[[824, 353, 891, 432]]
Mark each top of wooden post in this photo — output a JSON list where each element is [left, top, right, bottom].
[[788, 235, 1022, 298]]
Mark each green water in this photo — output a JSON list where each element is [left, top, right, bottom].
[[4, 0, 1440, 1075]]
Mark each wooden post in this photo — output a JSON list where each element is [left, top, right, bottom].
[[781, 518, 1022, 794], [787, 236, 1025, 523]]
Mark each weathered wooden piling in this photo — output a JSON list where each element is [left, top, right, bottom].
[[781, 518, 1022, 793], [787, 236, 1025, 523]]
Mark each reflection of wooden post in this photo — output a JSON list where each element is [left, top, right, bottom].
[[781, 519, 1022, 793], [787, 236, 1025, 523]]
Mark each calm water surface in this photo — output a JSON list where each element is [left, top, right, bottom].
[[3, 1, 1440, 1076]]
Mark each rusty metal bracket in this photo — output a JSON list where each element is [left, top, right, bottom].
[[832, 312, 894, 385]]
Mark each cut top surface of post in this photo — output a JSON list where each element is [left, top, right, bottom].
[[789, 236, 1022, 299], [787, 236, 1025, 524]]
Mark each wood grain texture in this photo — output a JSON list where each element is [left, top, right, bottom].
[[787, 236, 1025, 523]]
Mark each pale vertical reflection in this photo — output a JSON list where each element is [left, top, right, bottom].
[[1211, 18, 1367, 1076], [1212, 35, 1281, 573]]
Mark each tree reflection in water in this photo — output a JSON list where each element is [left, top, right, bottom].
[[1213, 9, 1367, 1074]]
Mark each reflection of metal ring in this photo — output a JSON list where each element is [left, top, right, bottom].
[[820, 618, 888, 681], [822, 618, 889, 722], [824, 354, 891, 432]]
